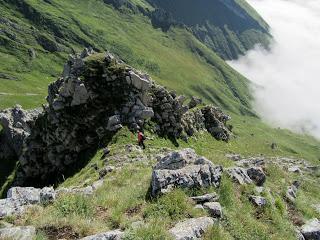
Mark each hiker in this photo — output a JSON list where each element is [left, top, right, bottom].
[[137, 130, 146, 149]]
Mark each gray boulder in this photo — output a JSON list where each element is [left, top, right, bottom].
[[151, 149, 223, 197], [7, 187, 55, 204], [0, 226, 36, 240], [301, 219, 320, 240], [80, 229, 124, 240], [169, 217, 214, 240], [203, 202, 223, 218]]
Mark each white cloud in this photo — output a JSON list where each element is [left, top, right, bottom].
[[229, 0, 320, 139]]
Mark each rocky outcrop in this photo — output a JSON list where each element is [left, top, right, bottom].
[[151, 148, 223, 197], [150, 85, 231, 141], [300, 219, 320, 240], [13, 49, 154, 185], [0, 226, 36, 240], [80, 229, 124, 240], [169, 217, 214, 240], [0, 49, 231, 186]]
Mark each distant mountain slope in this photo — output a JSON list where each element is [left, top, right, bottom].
[[0, 0, 254, 115], [146, 0, 271, 59]]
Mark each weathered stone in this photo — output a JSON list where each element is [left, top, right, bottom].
[[151, 149, 223, 197], [71, 83, 89, 106], [246, 167, 266, 186], [80, 229, 124, 240], [188, 96, 202, 109], [288, 166, 301, 173], [0, 226, 36, 240], [301, 219, 320, 240], [7, 187, 55, 204], [107, 115, 122, 132], [169, 217, 214, 240], [190, 193, 219, 204], [286, 181, 300, 203], [249, 195, 267, 207], [203, 202, 222, 218], [226, 167, 252, 185]]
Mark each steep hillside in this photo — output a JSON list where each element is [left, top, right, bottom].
[[0, 0, 263, 114], [146, 0, 271, 59]]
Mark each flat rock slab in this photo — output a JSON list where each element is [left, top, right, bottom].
[[191, 193, 218, 204], [301, 219, 320, 240], [169, 217, 214, 240], [0, 226, 36, 240], [80, 229, 124, 240], [151, 149, 223, 197], [226, 167, 252, 185]]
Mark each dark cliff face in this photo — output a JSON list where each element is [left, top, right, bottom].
[[147, 0, 271, 60]]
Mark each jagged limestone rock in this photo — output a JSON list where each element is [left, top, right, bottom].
[[226, 167, 253, 185], [169, 217, 214, 240], [151, 148, 223, 197], [0, 105, 42, 157]]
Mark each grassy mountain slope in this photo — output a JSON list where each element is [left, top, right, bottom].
[[0, 0, 253, 115], [0, 1, 320, 239], [146, 0, 271, 59]]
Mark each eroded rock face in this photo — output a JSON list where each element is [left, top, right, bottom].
[[0, 105, 42, 158], [151, 148, 223, 197], [150, 85, 231, 141], [169, 217, 214, 240], [15, 49, 154, 185]]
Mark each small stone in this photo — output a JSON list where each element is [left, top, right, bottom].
[[249, 195, 267, 207], [169, 217, 214, 240], [203, 202, 222, 218], [80, 229, 124, 240]]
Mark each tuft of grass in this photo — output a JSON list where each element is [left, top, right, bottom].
[[144, 190, 201, 221], [53, 194, 94, 218]]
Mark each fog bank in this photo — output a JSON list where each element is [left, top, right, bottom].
[[229, 0, 320, 138]]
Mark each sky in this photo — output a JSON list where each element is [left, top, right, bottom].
[[229, 0, 320, 139]]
